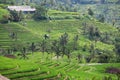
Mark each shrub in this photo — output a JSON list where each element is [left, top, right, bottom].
[[33, 6, 48, 20], [0, 4, 7, 9], [9, 10, 24, 22], [0, 8, 9, 23]]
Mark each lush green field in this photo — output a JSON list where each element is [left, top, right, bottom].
[[0, 10, 120, 79], [0, 1, 120, 79], [0, 22, 40, 49], [24, 19, 117, 51], [0, 19, 119, 80], [0, 18, 117, 50], [0, 52, 120, 80]]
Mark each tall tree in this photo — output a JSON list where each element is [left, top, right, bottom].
[[33, 6, 48, 20], [89, 43, 95, 54], [10, 10, 24, 22], [115, 43, 120, 56], [59, 32, 68, 47], [88, 8, 94, 16], [73, 35, 79, 50], [59, 33, 69, 57], [51, 40, 61, 60], [94, 27, 101, 43], [77, 54, 81, 63], [30, 42, 35, 53], [88, 26, 95, 40], [65, 49, 71, 63], [18, 47, 28, 59], [40, 40, 47, 53], [0, 0, 15, 4]]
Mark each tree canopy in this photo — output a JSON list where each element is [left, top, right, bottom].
[[9, 10, 24, 22], [0, 0, 15, 5], [33, 6, 48, 20]]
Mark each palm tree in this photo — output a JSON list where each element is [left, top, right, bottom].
[[51, 40, 61, 60], [30, 42, 35, 54], [73, 35, 79, 50], [65, 49, 71, 63], [18, 47, 28, 59], [59, 33, 69, 57], [77, 54, 81, 63]]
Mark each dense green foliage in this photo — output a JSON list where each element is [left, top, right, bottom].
[[88, 8, 94, 16], [9, 10, 24, 22], [0, 8, 9, 23], [0, 17, 119, 63], [0, 0, 15, 5], [0, 53, 120, 80], [33, 6, 48, 20]]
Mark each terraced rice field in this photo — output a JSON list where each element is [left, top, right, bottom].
[[0, 20, 120, 80], [0, 52, 120, 80], [0, 23, 40, 49]]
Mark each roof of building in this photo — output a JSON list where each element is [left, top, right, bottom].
[[8, 6, 36, 12]]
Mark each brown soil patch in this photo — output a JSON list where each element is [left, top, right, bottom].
[[106, 67, 120, 74], [4, 54, 16, 59]]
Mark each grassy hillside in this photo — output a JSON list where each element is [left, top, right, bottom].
[[48, 10, 80, 20], [0, 19, 116, 51], [0, 14, 118, 55], [24, 19, 116, 50], [0, 52, 120, 80], [0, 23, 40, 49], [0, 9, 120, 80]]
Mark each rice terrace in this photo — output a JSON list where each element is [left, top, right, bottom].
[[0, 0, 120, 80]]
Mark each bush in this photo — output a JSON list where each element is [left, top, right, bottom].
[[0, 15, 9, 23], [0, 4, 7, 9], [33, 6, 48, 21], [9, 10, 24, 22], [0, 8, 9, 23]]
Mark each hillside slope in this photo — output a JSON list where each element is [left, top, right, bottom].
[[0, 10, 120, 80], [0, 53, 120, 80]]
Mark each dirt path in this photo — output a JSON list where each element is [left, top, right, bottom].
[[79, 63, 102, 66], [0, 75, 10, 80]]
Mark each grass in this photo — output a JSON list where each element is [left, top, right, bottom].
[[0, 23, 40, 49], [0, 10, 119, 79], [0, 52, 120, 80], [23, 20, 116, 52], [48, 10, 80, 20]]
